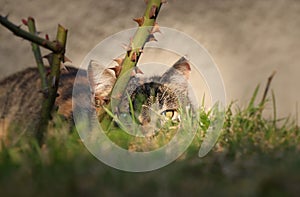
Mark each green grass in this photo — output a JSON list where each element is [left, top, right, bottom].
[[1, 88, 300, 197]]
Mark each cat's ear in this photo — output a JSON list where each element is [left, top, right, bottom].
[[160, 57, 191, 104], [160, 57, 191, 83], [171, 56, 191, 79], [87, 60, 117, 106]]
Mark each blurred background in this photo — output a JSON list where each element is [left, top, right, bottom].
[[1, 0, 299, 122]]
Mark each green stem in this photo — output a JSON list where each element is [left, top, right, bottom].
[[99, 0, 163, 125], [27, 17, 48, 90], [36, 24, 68, 146], [0, 15, 63, 53], [118, 0, 162, 77], [1, 14, 68, 145]]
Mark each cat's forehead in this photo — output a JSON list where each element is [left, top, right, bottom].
[[131, 74, 161, 84]]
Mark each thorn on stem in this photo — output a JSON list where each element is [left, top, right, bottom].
[[135, 67, 144, 74], [60, 62, 69, 71], [43, 53, 54, 66], [126, 49, 132, 57], [21, 19, 28, 26], [133, 17, 145, 26], [45, 34, 50, 40], [130, 70, 136, 77], [149, 5, 158, 19], [113, 58, 124, 66], [63, 55, 72, 63], [151, 22, 161, 34], [131, 51, 137, 62], [147, 34, 157, 42], [28, 16, 34, 22], [130, 67, 143, 76]]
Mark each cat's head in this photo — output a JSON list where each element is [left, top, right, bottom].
[[88, 57, 191, 136]]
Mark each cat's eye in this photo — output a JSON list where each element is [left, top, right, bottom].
[[165, 111, 174, 119], [161, 109, 179, 121]]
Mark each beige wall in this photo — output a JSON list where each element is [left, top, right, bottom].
[[1, 0, 299, 122]]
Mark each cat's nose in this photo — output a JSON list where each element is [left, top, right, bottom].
[[139, 116, 160, 137], [141, 124, 157, 137]]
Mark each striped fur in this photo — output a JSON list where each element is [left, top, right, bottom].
[[0, 57, 191, 140]]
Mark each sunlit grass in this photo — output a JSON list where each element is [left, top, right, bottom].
[[0, 86, 300, 196]]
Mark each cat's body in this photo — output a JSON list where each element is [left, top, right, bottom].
[[0, 67, 81, 140], [0, 57, 191, 141]]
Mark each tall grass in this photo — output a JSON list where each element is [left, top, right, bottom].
[[0, 88, 299, 196]]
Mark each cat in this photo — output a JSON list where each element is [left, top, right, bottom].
[[87, 56, 191, 136], [0, 57, 191, 141]]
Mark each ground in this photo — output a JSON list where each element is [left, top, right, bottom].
[[1, 0, 300, 122]]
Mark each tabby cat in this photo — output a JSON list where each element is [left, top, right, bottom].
[[0, 57, 191, 141]]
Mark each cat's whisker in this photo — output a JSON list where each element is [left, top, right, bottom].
[[160, 88, 168, 101]]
